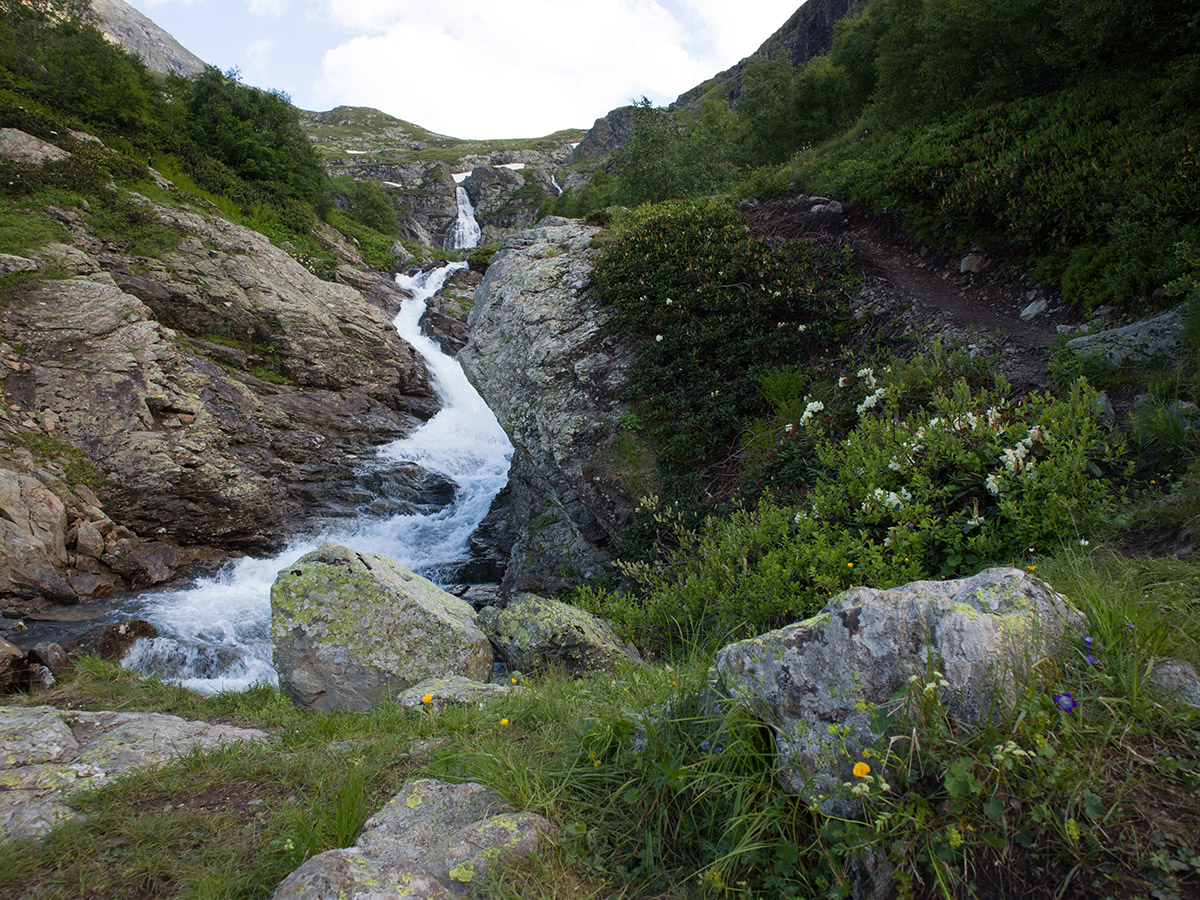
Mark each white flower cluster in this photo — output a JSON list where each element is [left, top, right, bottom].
[[863, 486, 912, 512], [857, 387, 886, 415], [999, 425, 1045, 473], [799, 399, 825, 427]]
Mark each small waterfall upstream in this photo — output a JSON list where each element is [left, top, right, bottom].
[[121, 263, 512, 693], [550, 175, 563, 197], [445, 186, 482, 250]]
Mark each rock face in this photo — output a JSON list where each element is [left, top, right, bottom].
[[270, 544, 493, 712], [0, 705, 266, 840], [88, 0, 207, 77], [273, 778, 551, 900], [479, 593, 638, 675], [0, 154, 443, 612], [713, 568, 1082, 813], [1066, 304, 1186, 365], [459, 218, 637, 593]]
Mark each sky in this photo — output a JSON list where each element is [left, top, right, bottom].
[[134, 0, 803, 139]]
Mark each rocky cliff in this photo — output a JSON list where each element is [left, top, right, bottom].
[[0, 131, 442, 615], [458, 218, 636, 593], [88, 0, 207, 77], [674, 0, 866, 108]]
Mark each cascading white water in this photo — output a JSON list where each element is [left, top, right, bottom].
[[121, 262, 512, 693], [445, 186, 482, 250], [550, 175, 563, 197]]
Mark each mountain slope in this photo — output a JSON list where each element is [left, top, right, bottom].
[[88, 0, 207, 76]]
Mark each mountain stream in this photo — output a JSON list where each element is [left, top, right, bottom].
[[120, 262, 512, 693]]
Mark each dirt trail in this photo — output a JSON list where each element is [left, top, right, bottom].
[[744, 195, 1073, 387]]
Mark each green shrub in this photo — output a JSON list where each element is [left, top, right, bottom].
[[591, 198, 854, 486], [589, 353, 1125, 655]]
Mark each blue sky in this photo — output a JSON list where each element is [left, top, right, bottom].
[[135, 0, 803, 138]]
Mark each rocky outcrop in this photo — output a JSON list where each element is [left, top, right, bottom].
[[1065, 304, 1186, 366], [270, 544, 493, 712], [273, 778, 552, 900], [88, 0, 207, 77], [464, 166, 551, 244], [397, 676, 518, 709], [571, 106, 636, 162], [0, 705, 266, 840], [676, 0, 867, 108], [459, 218, 638, 593], [479, 593, 638, 675], [420, 265, 481, 357], [714, 568, 1082, 813], [0, 162, 444, 612]]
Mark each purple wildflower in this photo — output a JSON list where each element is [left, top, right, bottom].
[[700, 741, 710, 751], [1084, 636, 1094, 648], [1084, 654, 1099, 665], [1053, 692, 1079, 713]]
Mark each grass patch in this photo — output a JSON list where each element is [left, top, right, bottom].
[[1, 429, 103, 488], [2, 549, 1199, 900], [0, 206, 66, 255]]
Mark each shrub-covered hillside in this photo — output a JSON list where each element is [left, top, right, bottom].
[[0, 0, 407, 275], [548, 0, 1200, 313]]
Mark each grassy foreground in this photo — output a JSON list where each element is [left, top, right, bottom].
[[1, 550, 1199, 900]]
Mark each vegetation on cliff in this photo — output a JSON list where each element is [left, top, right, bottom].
[[0, 0, 401, 277]]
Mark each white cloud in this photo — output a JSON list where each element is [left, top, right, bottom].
[[247, 0, 292, 15], [313, 0, 798, 137]]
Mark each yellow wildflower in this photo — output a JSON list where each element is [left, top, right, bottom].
[[853, 761, 871, 778]]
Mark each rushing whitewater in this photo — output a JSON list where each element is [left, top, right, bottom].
[[445, 186, 482, 250], [122, 263, 512, 693]]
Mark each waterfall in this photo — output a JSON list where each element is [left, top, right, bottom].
[[445, 186, 482, 250], [120, 262, 513, 693], [550, 175, 564, 197]]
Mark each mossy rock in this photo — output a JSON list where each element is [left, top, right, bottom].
[[270, 543, 493, 712], [478, 593, 638, 676]]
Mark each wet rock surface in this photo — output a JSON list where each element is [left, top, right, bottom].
[[272, 778, 551, 900], [0, 705, 267, 840], [459, 217, 637, 593]]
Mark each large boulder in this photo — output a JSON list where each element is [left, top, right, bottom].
[[459, 218, 638, 593], [270, 544, 493, 712], [0, 128, 69, 165], [478, 593, 638, 675], [713, 568, 1082, 813], [273, 778, 552, 900]]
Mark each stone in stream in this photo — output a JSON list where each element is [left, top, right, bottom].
[[270, 543, 493, 712]]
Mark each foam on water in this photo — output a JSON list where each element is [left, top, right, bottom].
[[122, 262, 512, 693]]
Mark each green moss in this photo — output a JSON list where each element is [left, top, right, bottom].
[[2, 430, 103, 488]]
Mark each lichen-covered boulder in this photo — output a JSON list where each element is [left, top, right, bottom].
[[271, 778, 552, 900], [270, 544, 493, 712], [478, 593, 638, 675], [0, 705, 266, 839], [713, 568, 1081, 812]]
